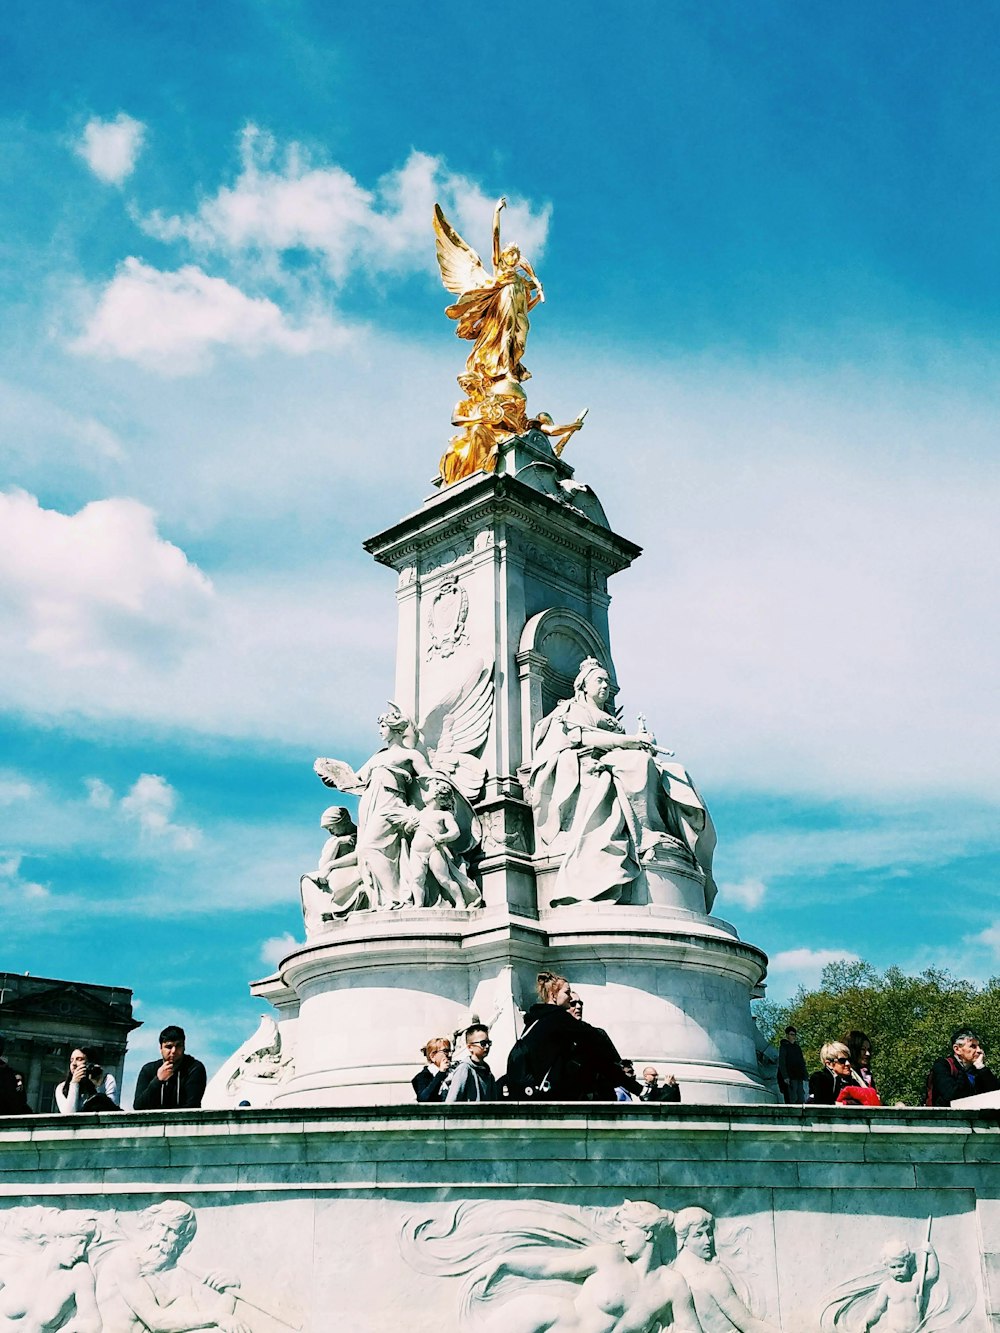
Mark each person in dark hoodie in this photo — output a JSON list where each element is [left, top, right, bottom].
[[506, 972, 628, 1100], [567, 991, 641, 1101], [0, 1035, 29, 1115], [133, 1025, 207, 1110]]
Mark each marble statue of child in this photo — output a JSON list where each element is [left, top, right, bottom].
[[406, 776, 483, 909], [863, 1241, 939, 1333]]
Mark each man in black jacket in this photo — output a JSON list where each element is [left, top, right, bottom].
[[0, 1035, 28, 1116], [928, 1029, 1000, 1107], [777, 1026, 809, 1104], [640, 1065, 681, 1103], [133, 1025, 207, 1110]]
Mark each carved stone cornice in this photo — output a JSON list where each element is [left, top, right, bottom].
[[365, 473, 641, 578]]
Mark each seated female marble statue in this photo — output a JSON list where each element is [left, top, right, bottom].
[[299, 806, 362, 932], [529, 658, 717, 910]]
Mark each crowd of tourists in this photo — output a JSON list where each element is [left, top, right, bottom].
[[777, 1023, 1000, 1108], [2, 1004, 998, 1115], [411, 972, 682, 1104]]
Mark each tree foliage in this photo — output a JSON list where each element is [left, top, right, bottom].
[[754, 961, 1000, 1106]]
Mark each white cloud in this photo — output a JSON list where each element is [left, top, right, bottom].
[[0, 489, 213, 669], [721, 877, 767, 910], [120, 774, 200, 851], [260, 932, 298, 968], [85, 777, 114, 809], [6, 328, 1000, 823], [0, 777, 36, 805], [76, 113, 146, 186], [0, 377, 126, 467], [767, 947, 862, 993], [141, 128, 550, 284], [0, 852, 49, 901], [968, 922, 1000, 957], [71, 259, 345, 374]]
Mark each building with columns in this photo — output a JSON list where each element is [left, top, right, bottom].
[[0, 971, 140, 1112]]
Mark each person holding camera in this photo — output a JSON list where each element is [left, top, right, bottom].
[[412, 1035, 454, 1102], [55, 1046, 120, 1113]]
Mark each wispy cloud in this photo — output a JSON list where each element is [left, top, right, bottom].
[[85, 777, 114, 809], [0, 776, 37, 804], [767, 947, 862, 994], [71, 260, 345, 374], [725, 803, 1000, 888], [720, 877, 767, 911], [140, 128, 550, 285], [0, 852, 49, 902], [75, 113, 146, 186], [260, 933, 298, 968], [120, 774, 201, 851], [965, 922, 1000, 959]]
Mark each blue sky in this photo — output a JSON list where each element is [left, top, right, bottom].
[[2, 2, 999, 1097]]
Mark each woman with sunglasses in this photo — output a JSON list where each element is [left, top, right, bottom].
[[808, 1041, 866, 1104], [412, 1036, 454, 1102]]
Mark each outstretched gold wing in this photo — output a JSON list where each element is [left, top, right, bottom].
[[433, 204, 492, 295]]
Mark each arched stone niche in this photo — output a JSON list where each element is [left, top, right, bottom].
[[516, 607, 617, 766]]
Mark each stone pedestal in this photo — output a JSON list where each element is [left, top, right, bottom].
[[258, 903, 769, 1108], [3, 1105, 998, 1331]]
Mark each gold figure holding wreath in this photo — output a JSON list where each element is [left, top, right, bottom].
[[433, 198, 586, 485]]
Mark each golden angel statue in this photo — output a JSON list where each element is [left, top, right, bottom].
[[434, 197, 544, 387], [432, 197, 586, 485]]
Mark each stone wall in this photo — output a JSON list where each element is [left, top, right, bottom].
[[2, 1104, 998, 1330]]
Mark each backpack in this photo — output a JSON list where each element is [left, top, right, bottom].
[[81, 1092, 122, 1112], [925, 1056, 960, 1107], [503, 1022, 552, 1100]]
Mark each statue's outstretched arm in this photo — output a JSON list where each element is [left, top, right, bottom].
[[314, 757, 363, 793], [573, 726, 653, 752], [492, 196, 506, 268], [493, 1242, 602, 1284], [521, 259, 544, 306], [708, 1270, 781, 1333]]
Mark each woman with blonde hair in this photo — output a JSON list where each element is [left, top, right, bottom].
[[808, 1041, 866, 1105], [412, 1035, 455, 1103], [505, 973, 626, 1101]]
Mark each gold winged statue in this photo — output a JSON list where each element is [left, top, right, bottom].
[[433, 197, 585, 485]]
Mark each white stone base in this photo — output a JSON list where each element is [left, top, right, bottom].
[[2, 1105, 998, 1332], [246, 904, 770, 1108]]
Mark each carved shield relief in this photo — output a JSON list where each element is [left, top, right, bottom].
[[427, 576, 469, 659]]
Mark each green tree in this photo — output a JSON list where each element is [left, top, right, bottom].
[[755, 961, 1000, 1106]]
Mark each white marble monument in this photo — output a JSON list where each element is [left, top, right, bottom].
[[5, 196, 1000, 1333], [206, 417, 772, 1108]]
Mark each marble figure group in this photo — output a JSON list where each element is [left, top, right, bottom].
[[308, 667, 493, 925], [0, 1200, 286, 1333], [402, 1198, 779, 1332]]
